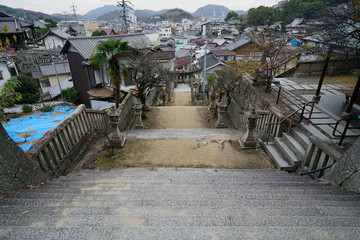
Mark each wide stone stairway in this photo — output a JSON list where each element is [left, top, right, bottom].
[[1, 168, 360, 239]]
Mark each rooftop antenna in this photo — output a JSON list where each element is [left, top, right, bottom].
[[70, 3, 77, 22], [117, 0, 134, 33]]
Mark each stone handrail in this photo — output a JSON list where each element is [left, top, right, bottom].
[[227, 98, 285, 138], [117, 92, 136, 131], [302, 136, 343, 180], [26, 104, 109, 177]]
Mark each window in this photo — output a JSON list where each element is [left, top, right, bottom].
[[224, 56, 228, 61], [41, 80, 51, 88]]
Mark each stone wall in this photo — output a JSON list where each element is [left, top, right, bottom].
[[321, 137, 360, 193]]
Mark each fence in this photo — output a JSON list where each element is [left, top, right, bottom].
[[26, 104, 109, 177], [117, 92, 137, 131], [227, 98, 285, 139]]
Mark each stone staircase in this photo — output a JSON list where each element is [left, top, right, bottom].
[[1, 168, 360, 239], [261, 127, 312, 171]]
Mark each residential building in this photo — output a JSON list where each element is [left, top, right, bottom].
[[61, 34, 152, 106], [31, 62, 71, 100], [225, 38, 257, 58], [98, 27, 116, 35], [197, 53, 225, 88], [158, 26, 172, 38], [211, 49, 236, 62], [37, 28, 71, 49]]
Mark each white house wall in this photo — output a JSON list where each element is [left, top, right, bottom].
[[44, 36, 65, 49]]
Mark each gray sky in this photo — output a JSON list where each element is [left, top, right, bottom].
[[2, 0, 279, 15]]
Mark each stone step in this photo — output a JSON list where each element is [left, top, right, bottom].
[[261, 142, 295, 171], [1, 198, 360, 208], [1, 226, 360, 240], [2, 205, 360, 217], [299, 123, 329, 141], [282, 133, 306, 160], [291, 128, 310, 148], [274, 137, 302, 166], [5, 192, 359, 202], [1, 214, 360, 228]]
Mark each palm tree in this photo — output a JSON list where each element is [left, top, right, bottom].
[[90, 38, 132, 108]]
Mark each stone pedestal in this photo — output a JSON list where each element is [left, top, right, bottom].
[[239, 107, 260, 149], [209, 91, 217, 112], [108, 106, 125, 147], [215, 102, 227, 128], [133, 104, 145, 129]]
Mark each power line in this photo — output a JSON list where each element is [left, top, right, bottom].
[[11, 0, 63, 13], [70, 3, 77, 22], [117, 0, 134, 34]]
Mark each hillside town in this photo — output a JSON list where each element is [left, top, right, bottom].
[[1, 0, 360, 238]]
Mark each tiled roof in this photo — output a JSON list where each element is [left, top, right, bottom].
[[197, 54, 223, 70], [150, 51, 175, 60], [174, 56, 191, 67], [61, 34, 153, 59], [39, 62, 70, 76], [175, 48, 192, 59], [98, 27, 115, 35], [38, 28, 71, 41], [211, 49, 236, 56], [226, 38, 251, 51]]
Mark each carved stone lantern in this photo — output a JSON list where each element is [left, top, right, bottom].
[[133, 104, 145, 129], [108, 105, 124, 147], [209, 91, 217, 112], [240, 107, 260, 149], [215, 101, 227, 128]]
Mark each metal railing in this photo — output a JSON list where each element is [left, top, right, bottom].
[[333, 117, 360, 146], [265, 100, 316, 143]]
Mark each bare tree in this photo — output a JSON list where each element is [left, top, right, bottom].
[[249, 27, 298, 91]]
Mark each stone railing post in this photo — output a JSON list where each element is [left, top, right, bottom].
[[215, 101, 227, 128], [190, 77, 195, 102], [133, 104, 145, 129], [107, 106, 125, 147], [240, 107, 260, 149]]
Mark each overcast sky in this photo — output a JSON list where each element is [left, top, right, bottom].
[[2, 0, 280, 15]]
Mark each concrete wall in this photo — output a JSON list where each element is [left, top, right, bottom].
[[296, 58, 359, 77]]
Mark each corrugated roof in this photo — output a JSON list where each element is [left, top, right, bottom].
[[39, 62, 70, 76], [175, 48, 192, 59], [226, 38, 251, 51], [62, 34, 153, 59]]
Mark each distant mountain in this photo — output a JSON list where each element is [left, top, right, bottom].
[[192, 4, 230, 18], [235, 10, 247, 16], [149, 8, 192, 23], [83, 5, 117, 20], [51, 13, 79, 21], [0, 4, 60, 22], [135, 9, 169, 21], [97, 11, 120, 21]]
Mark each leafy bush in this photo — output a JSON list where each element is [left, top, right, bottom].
[[39, 103, 54, 112], [61, 88, 81, 104], [14, 75, 39, 104], [22, 104, 33, 113], [2, 97, 15, 107]]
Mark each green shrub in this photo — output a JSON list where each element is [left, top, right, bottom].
[[20, 93, 39, 104], [22, 104, 33, 113], [2, 97, 15, 107], [14, 75, 40, 104], [61, 88, 81, 104], [39, 103, 54, 112]]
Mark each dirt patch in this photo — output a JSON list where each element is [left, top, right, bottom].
[[95, 139, 275, 169], [167, 92, 197, 106], [143, 107, 216, 129]]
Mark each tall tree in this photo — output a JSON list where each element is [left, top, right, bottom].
[[90, 38, 132, 108], [250, 27, 298, 91], [247, 6, 277, 26]]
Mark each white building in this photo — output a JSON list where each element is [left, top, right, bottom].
[[38, 28, 71, 50], [158, 26, 172, 38]]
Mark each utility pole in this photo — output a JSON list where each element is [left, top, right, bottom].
[[117, 0, 134, 33], [48, 44, 65, 103], [70, 4, 77, 22], [62, 11, 68, 21]]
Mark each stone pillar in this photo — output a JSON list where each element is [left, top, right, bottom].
[[133, 104, 145, 129], [239, 107, 260, 149], [190, 77, 195, 102], [108, 106, 125, 147], [166, 80, 172, 102], [209, 90, 217, 112], [215, 101, 227, 128]]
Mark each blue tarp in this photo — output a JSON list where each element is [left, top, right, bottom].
[[3, 105, 75, 151]]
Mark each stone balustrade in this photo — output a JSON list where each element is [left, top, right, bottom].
[[26, 104, 109, 177]]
